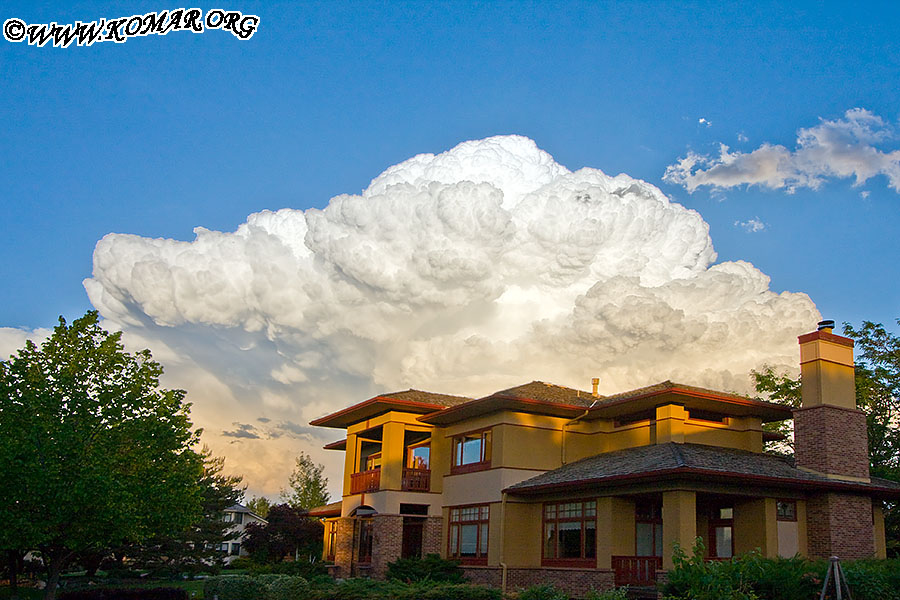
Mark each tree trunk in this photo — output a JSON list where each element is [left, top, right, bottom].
[[42, 552, 73, 600], [7, 550, 19, 600]]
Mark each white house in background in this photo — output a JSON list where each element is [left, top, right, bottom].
[[220, 503, 267, 563]]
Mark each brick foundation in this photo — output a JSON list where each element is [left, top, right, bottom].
[[423, 516, 443, 555], [794, 405, 869, 479], [805, 493, 875, 560], [463, 567, 616, 598], [371, 515, 403, 578]]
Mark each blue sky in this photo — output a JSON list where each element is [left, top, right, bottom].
[[2, 2, 899, 494], [2, 1, 898, 333]]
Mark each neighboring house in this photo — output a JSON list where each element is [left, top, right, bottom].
[[220, 503, 267, 563], [309, 322, 900, 595]]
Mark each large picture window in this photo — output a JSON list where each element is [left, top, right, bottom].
[[542, 500, 597, 566], [448, 504, 489, 564], [451, 429, 491, 473]]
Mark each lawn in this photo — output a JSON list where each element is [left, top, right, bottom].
[[1, 578, 206, 600]]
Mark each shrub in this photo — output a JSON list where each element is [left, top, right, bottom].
[[252, 559, 328, 579], [584, 588, 629, 600], [841, 559, 900, 600], [203, 575, 267, 600], [421, 583, 502, 600], [517, 583, 569, 600], [224, 557, 255, 571], [266, 575, 310, 600], [663, 540, 758, 600], [59, 589, 188, 600], [386, 554, 465, 583]]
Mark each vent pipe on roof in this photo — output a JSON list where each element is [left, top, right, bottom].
[[591, 377, 600, 397]]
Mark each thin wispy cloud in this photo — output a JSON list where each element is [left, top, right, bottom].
[[699, 117, 712, 127], [665, 108, 900, 194], [735, 217, 766, 233]]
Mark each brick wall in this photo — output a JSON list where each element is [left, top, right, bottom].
[[371, 515, 403, 578], [794, 405, 869, 479], [423, 516, 443, 556], [805, 493, 875, 560], [332, 517, 356, 579], [463, 567, 615, 598]]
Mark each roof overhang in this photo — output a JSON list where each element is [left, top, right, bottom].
[[505, 467, 900, 498], [323, 438, 347, 451], [310, 397, 447, 429]]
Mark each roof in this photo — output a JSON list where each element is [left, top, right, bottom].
[[505, 442, 900, 498], [420, 380, 791, 426], [225, 503, 267, 521], [310, 389, 472, 428], [420, 381, 597, 424], [305, 501, 342, 518]]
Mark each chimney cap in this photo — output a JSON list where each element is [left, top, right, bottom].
[[817, 320, 835, 331]]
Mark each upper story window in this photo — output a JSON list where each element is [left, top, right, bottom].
[[224, 511, 243, 524], [451, 429, 491, 473], [407, 442, 430, 470], [543, 500, 596, 566], [687, 409, 728, 424]]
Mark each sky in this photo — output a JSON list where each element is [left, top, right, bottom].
[[1, 1, 898, 499]]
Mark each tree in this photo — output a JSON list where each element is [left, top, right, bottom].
[[0, 312, 204, 600], [247, 495, 272, 519], [242, 504, 322, 563], [125, 447, 245, 576], [752, 319, 900, 554], [280, 452, 330, 510]]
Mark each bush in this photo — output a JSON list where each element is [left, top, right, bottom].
[[421, 583, 502, 600], [203, 575, 267, 600], [59, 589, 188, 600], [224, 557, 255, 571], [249, 558, 328, 579], [386, 554, 465, 583], [267, 575, 310, 600], [663, 540, 758, 600], [517, 584, 569, 600], [584, 588, 629, 600], [841, 559, 900, 600]]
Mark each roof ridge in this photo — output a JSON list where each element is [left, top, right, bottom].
[[669, 441, 686, 467]]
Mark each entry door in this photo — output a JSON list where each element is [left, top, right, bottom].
[[402, 517, 425, 558]]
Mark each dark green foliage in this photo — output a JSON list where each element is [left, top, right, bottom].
[[583, 588, 629, 600], [386, 553, 465, 583], [517, 583, 569, 600], [302, 578, 499, 600], [264, 575, 309, 600], [242, 504, 323, 564], [203, 575, 266, 600], [58, 589, 187, 600], [840, 559, 900, 600], [419, 583, 501, 600], [245, 557, 328, 579], [222, 557, 254, 571], [663, 539, 760, 600]]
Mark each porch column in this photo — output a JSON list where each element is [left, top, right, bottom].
[[734, 498, 778, 557], [381, 421, 406, 490], [662, 490, 696, 569]]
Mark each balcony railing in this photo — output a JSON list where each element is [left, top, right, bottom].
[[401, 467, 431, 492], [350, 468, 381, 494], [612, 555, 662, 587]]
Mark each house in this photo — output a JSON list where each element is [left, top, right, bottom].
[[309, 321, 900, 595], [220, 503, 267, 563]]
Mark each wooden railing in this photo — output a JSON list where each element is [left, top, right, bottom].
[[612, 555, 662, 586], [401, 467, 431, 492], [350, 468, 380, 494]]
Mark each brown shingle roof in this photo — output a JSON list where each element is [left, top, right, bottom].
[[379, 389, 472, 406], [505, 442, 900, 497], [491, 381, 598, 407], [309, 389, 473, 428]]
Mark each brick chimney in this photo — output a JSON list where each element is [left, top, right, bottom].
[[794, 320, 875, 559], [794, 320, 869, 481]]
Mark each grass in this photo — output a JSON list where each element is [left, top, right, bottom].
[[2, 578, 206, 600]]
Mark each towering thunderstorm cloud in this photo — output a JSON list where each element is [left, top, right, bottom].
[[79, 136, 818, 495]]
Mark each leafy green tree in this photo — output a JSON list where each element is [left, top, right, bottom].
[[280, 452, 330, 510], [247, 495, 272, 519], [0, 311, 204, 600], [125, 447, 245, 576], [753, 319, 900, 555], [242, 504, 322, 563]]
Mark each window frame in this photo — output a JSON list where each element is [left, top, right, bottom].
[[541, 499, 598, 567], [634, 500, 663, 558], [776, 500, 797, 522], [447, 503, 490, 565], [450, 428, 492, 474], [708, 505, 735, 559]]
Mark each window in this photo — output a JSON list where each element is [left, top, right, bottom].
[[216, 542, 228, 552], [230, 543, 241, 556], [709, 506, 734, 559], [776, 500, 797, 521], [358, 519, 374, 564], [451, 429, 491, 473], [365, 452, 382, 471], [687, 409, 728, 423], [542, 500, 597, 565], [325, 520, 337, 561], [233, 512, 243, 524], [448, 505, 489, 564], [407, 443, 431, 469], [635, 501, 663, 557]]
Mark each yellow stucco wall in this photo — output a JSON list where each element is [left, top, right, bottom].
[[734, 497, 778, 557], [500, 501, 542, 566]]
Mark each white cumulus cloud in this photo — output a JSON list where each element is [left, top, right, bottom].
[[69, 135, 819, 497], [664, 108, 900, 194], [735, 218, 766, 233]]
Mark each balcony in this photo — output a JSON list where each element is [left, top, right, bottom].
[[350, 468, 381, 494], [612, 555, 662, 587], [401, 467, 431, 492]]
